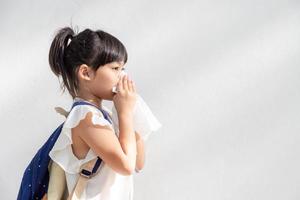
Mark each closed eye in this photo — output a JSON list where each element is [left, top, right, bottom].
[[113, 67, 126, 71]]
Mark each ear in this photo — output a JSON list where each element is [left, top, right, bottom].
[[78, 64, 95, 81]]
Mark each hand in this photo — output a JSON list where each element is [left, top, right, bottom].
[[112, 74, 137, 115]]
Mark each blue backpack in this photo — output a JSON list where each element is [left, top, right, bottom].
[[17, 101, 112, 200]]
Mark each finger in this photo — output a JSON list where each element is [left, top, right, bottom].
[[123, 75, 128, 91], [117, 75, 123, 92], [128, 79, 133, 92], [131, 80, 136, 93], [126, 75, 132, 91]]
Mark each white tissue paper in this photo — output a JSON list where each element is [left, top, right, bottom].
[[111, 71, 162, 141], [111, 94, 162, 141]]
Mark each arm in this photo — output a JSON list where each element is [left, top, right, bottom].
[[78, 111, 137, 176], [95, 108, 145, 172], [104, 107, 145, 172], [135, 131, 145, 172], [61, 106, 140, 175]]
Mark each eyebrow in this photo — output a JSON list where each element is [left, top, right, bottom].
[[112, 62, 124, 67]]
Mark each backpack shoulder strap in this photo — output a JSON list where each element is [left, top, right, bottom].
[[55, 101, 112, 124], [67, 157, 102, 200]]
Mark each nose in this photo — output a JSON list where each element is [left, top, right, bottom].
[[118, 71, 127, 79]]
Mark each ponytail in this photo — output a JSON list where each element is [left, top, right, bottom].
[[48, 27, 75, 96]]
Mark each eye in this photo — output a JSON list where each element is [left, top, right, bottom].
[[113, 67, 126, 71]]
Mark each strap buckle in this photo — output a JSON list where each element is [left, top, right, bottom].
[[80, 169, 92, 179]]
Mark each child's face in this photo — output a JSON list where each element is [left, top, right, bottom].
[[81, 61, 126, 101]]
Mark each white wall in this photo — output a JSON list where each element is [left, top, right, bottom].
[[1, 0, 300, 199]]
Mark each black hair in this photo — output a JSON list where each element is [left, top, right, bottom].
[[48, 26, 128, 99]]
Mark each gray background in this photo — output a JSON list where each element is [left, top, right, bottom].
[[1, 0, 299, 199]]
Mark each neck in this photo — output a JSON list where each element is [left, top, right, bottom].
[[74, 94, 103, 109]]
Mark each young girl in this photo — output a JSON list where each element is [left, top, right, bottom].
[[48, 27, 145, 199]]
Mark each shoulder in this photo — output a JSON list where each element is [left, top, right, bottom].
[[64, 105, 112, 130]]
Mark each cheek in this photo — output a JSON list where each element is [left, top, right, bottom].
[[95, 73, 115, 90], [106, 72, 117, 85], [105, 71, 119, 85], [93, 76, 116, 100]]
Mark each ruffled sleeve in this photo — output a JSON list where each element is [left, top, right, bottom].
[[49, 105, 113, 174]]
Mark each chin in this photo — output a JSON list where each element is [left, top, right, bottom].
[[103, 92, 115, 101]]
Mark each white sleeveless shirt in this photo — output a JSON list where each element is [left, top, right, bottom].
[[49, 97, 134, 200]]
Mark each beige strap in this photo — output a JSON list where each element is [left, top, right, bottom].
[[54, 107, 69, 118], [67, 157, 101, 200]]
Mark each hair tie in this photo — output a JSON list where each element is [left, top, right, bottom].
[[66, 35, 73, 47]]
